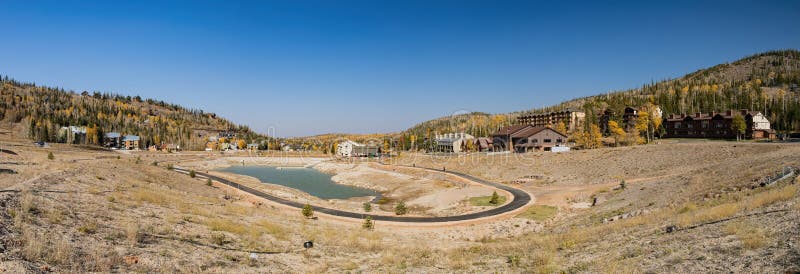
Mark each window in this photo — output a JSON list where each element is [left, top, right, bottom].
[[687, 123, 693, 129], [715, 122, 723, 128], [556, 138, 562, 143], [674, 122, 681, 129], [544, 139, 552, 143], [701, 121, 709, 128]]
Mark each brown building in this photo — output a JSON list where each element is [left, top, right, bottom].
[[492, 125, 568, 152], [473, 137, 494, 152], [598, 107, 641, 134], [516, 109, 585, 131], [663, 109, 775, 139]]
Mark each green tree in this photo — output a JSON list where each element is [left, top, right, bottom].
[[731, 114, 746, 141], [302, 203, 314, 218], [189, 170, 196, 178], [363, 202, 372, 212], [394, 201, 407, 215], [47, 152, 54, 160], [206, 178, 213, 186], [489, 191, 500, 205]]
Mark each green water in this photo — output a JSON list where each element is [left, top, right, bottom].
[[217, 165, 379, 200]]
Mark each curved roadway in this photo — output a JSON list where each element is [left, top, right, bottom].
[[174, 165, 531, 223]]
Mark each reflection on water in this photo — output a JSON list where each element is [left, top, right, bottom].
[[217, 165, 378, 200]]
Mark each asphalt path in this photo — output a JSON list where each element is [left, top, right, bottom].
[[174, 165, 532, 223]]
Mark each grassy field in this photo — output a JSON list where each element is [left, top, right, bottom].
[[516, 205, 558, 221], [468, 194, 506, 206], [2, 129, 800, 272]]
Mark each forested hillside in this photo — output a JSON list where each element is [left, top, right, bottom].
[[0, 77, 261, 150], [403, 49, 800, 142]]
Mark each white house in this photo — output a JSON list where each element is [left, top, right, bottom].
[[750, 111, 771, 130], [337, 140, 361, 157], [433, 133, 475, 153]]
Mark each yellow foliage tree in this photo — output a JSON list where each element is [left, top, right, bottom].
[[608, 121, 626, 146], [555, 121, 567, 135], [635, 110, 650, 144], [588, 124, 603, 149]]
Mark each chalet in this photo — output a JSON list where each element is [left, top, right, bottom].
[[492, 125, 568, 152], [511, 126, 568, 152], [663, 109, 775, 139], [516, 109, 585, 131], [122, 135, 140, 150], [433, 133, 474, 153], [492, 124, 531, 151]]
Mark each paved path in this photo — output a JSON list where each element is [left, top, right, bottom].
[[173, 165, 532, 223]]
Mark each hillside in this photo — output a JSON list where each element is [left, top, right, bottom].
[[402, 49, 800, 141], [0, 77, 262, 150]]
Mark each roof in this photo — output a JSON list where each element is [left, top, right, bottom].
[[493, 124, 532, 136], [664, 109, 763, 122], [105, 132, 121, 138], [511, 126, 567, 139], [122, 135, 140, 141]]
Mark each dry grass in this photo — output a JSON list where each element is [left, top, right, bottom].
[[724, 221, 770, 250], [125, 221, 142, 246], [744, 184, 797, 210]]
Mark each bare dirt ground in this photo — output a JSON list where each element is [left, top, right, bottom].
[[2, 123, 799, 273]]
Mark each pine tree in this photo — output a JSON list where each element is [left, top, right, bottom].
[[362, 216, 374, 230], [489, 191, 500, 205]]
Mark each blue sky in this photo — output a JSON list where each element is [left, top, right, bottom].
[[1, 1, 798, 137]]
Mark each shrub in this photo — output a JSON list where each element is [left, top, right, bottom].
[[125, 222, 141, 246], [362, 216, 374, 230], [189, 170, 196, 178], [302, 203, 314, 218], [489, 191, 500, 205], [135, 156, 141, 164], [395, 201, 407, 215], [363, 202, 372, 212], [210, 232, 228, 246], [151, 161, 158, 166], [166, 164, 173, 170], [78, 222, 98, 234], [206, 178, 213, 186], [47, 152, 54, 160], [620, 179, 626, 190]]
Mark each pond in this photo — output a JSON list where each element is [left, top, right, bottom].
[[217, 165, 379, 200]]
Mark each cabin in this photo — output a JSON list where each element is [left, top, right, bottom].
[[474, 137, 494, 152]]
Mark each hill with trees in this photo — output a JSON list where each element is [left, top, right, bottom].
[[400, 49, 800, 146], [0, 76, 263, 150]]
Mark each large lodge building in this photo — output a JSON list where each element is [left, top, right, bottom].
[[663, 109, 775, 139], [515, 109, 585, 131]]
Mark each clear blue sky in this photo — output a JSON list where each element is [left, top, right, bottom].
[[1, 1, 798, 137]]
